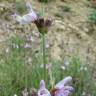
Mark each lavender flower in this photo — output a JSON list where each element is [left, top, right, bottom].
[[55, 76, 72, 89], [54, 87, 74, 96], [24, 43, 30, 48], [51, 76, 74, 96], [12, 1, 52, 34], [26, 2, 35, 13], [27, 32, 34, 41], [38, 80, 51, 96], [46, 63, 52, 69], [12, 12, 37, 24], [12, 1, 37, 24]]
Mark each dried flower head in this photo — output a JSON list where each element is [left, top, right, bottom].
[[34, 17, 52, 34], [12, 1, 52, 34], [30, 88, 38, 96]]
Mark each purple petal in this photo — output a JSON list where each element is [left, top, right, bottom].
[[38, 80, 51, 96], [54, 85, 74, 96], [64, 86, 74, 92], [55, 76, 72, 89], [24, 43, 30, 48], [40, 80, 46, 89]]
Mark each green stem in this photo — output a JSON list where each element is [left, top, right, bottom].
[[42, 34, 46, 81], [49, 68, 55, 89], [40, 0, 47, 82]]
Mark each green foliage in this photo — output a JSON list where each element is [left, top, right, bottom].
[[0, 35, 46, 96], [15, 0, 27, 14], [52, 57, 96, 96], [38, 0, 49, 3], [0, 0, 15, 2], [38, 0, 55, 3], [63, 5, 71, 12], [88, 9, 96, 24], [0, 35, 95, 96]]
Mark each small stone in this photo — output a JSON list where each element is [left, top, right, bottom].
[[30, 88, 38, 96], [22, 88, 28, 96]]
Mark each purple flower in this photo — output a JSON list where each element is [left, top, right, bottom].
[[28, 33, 34, 41], [24, 43, 30, 48], [55, 76, 72, 89], [39, 80, 46, 90], [51, 76, 74, 96], [12, 1, 52, 34], [55, 87, 73, 96], [38, 80, 51, 96], [12, 2, 37, 24], [12, 12, 37, 24]]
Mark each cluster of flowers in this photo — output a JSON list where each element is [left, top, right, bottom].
[[14, 76, 74, 96], [12, 2, 52, 34]]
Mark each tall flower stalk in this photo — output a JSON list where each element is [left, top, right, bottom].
[[12, 0, 52, 82], [34, 3, 52, 81], [41, 2, 47, 82], [41, 3, 47, 81], [42, 33, 47, 81]]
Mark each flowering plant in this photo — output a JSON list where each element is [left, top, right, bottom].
[[12, 1, 52, 80], [12, 2, 52, 34], [13, 2, 74, 96], [20, 76, 74, 96]]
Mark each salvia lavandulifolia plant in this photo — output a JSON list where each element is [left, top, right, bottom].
[[13, 1, 74, 96], [37, 76, 74, 96], [13, 1, 52, 33], [38, 80, 51, 96], [12, 1, 52, 81], [51, 76, 74, 96]]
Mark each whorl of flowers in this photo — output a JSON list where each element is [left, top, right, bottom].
[[38, 76, 74, 96], [12, 1, 52, 34], [51, 76, 74, 96]]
